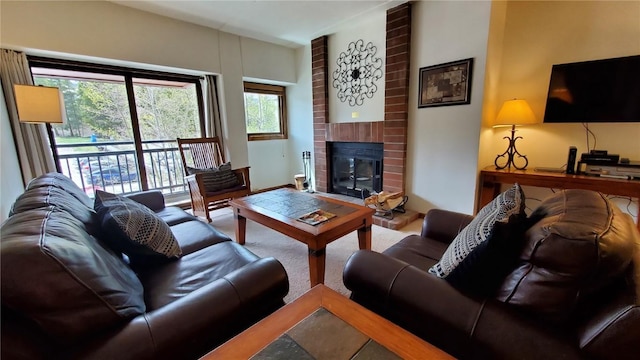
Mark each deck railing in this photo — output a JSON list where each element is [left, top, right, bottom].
[[57, 139, 189, 199]]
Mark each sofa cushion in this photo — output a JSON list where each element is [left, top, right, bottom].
[[382, 234, 449, 272], [0, 207, 145, 342], [170, 220, 231, 255], [496, 189, 637, 324], [94, 190, 182, 264], [187, 162, 240, 193], [429, 183, 525, 279], [154, 206, 196, 226], [137, 241, 260, 310]]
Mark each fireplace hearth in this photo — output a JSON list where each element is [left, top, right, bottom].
[[330, 142, 383, 199]]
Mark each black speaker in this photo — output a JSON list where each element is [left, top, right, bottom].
[[566, 146, 577, 174]]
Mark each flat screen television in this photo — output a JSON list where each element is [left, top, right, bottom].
[[543, 55, 640, 123]]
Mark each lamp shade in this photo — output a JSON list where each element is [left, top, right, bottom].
[[13, 84, 65, 124], [494, 99, 538, 127]]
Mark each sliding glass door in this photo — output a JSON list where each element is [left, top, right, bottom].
[[30, 57, 205, 200]]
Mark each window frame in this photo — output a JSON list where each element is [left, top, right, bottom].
[[28, 56, 206, 193], [243, 82, 288, 141]]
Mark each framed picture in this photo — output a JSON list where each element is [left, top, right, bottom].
[[418, 58, 473, 108]]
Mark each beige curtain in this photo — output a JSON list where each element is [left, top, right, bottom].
[[203, 74, 224, 150], [1, 49, 56, 186]]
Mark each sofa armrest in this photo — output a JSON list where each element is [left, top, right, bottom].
[[73, 258, 288, 360], [421, 209, 474, 244], [125, 190, 166, 211], [343, 250, 581, 359]]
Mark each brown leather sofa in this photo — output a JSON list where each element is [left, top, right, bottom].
[[1, 173, 289, 359], [344, 189, 639, 359]]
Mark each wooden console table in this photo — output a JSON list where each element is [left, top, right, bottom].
[[477, 167, 640, 231]]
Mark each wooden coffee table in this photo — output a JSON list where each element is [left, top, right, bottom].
[[202, 285, 453, 359], [229, 188, 374, 287]]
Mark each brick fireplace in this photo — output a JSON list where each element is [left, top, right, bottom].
[[311, 3, 412, 197]]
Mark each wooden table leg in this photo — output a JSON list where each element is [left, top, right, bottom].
[[357, 220, 372, 250], [308, 248, 326, 287], [477, 181, 501, 214], [234, 208, 246, 245]]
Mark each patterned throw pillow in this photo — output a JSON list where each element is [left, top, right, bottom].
[[429, 183, 525, 279], [187, 162, 240, 193], [94, 190, 181, 264]]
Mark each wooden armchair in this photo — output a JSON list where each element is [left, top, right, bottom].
[[177, 137, 251, 222]]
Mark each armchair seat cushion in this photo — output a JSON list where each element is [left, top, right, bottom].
[[187, 162, 240, 193], [205, 184, 247, 197]]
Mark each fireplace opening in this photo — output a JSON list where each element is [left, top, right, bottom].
[[330, 142, 383, 199]]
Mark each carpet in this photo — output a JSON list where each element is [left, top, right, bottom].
[[209, 207, 423, 303]]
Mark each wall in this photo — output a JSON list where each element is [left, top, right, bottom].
[[0, 0, 298, 196], [328, 12, 387, 123], [241, 37, 299, 191], [0, 1, 222, 74], [407, 0, 492, 214], [287, 46, 315, 184], [479, 0, 640, 218]]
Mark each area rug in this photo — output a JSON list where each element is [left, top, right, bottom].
[[209, 207, 423, 303]]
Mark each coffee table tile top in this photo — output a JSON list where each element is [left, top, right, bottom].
[[354, 340, 402, 359], [252, 334, 314, 359], [244, 188, 357, 219], [204, 285, 453, 359], [252, 308, 400, 360]]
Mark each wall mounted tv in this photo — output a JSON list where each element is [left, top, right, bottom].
[[543, 55, 640, 123]]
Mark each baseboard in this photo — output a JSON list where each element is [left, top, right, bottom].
[[250, 184, 295, 195]]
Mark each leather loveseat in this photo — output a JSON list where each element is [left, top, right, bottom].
[[344, 189, 639, 359], [1, 172, 289, 359]]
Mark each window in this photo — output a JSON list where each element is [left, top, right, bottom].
[[243, 82, 287, 141], [29, 56, 205, 200]]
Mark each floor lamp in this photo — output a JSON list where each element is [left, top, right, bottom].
[[493, 99, 539, 170], [13, 84, 66, 173]]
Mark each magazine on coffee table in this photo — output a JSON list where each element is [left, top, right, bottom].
[[297, 209, 336, 225]]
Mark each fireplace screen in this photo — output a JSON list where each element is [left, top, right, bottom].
[[330, 142, 383, 198]]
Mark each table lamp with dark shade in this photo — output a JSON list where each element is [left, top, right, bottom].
[[13, 84, 66, 172], [493, 99, 539, 170]]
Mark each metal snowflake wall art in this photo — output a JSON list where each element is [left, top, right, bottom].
[[332, 39, 383, 106]]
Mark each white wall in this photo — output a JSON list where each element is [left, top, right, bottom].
[[241, 37, 297, 84], [0, 1, 222, 74], [407, 0, 492, 214], [0, 0, 298, 194], [0, 85, 24, 222], [287, 46, 315, 184], [328, 12, 386, 123]]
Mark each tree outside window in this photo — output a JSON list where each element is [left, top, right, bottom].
[[243, 82, 287, 141]]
